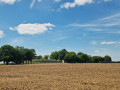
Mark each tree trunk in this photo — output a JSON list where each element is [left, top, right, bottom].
[[4, 61, 5, 64], [6, 61, 9, 65], [23, 60, 24, 64]]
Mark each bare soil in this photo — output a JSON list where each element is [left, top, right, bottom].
[[0, 63, 120, 90]]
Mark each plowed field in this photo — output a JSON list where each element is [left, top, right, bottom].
[[0, 63, 120, 90]]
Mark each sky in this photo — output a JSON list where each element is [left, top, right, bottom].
[[0, 0, 120, 61]]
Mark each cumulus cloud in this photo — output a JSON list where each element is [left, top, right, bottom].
[[10, 23, 55, 35], [0, 0, 20, 5], [0, 30, 5, 38], [60, 0, 93, 9], [60, 0, 112, 9]]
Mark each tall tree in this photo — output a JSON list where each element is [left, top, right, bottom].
[[50, 51, 58, 60], [77, 52, 84, 63], [77, 52, 84, 56], [80, 54, 90, 63], [37, 55, 42, 59], [44, 55, 49, 60], [0, 48, 3, 62], [0, 45, 16, 65], [92, 56, 104, 63], [104, 55, 112, 62], [15, 47, 36, 64], [64, 52, 77, 63], [24, 49, 36, 64], [58, 49, 67, 60]]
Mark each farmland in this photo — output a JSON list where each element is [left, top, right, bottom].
[[0, 63, 120, 90]]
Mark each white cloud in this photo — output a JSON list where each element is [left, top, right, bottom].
[[60, 0, 93, 9], [91, 41, 97, 45], [104, 0, 112, 2], [10, 37, 24, 45], [108, 30, 120, 34], [97, 13, 120, 27], [69, 13, 120, 33], [54, 0, 61, 2], [60, 0, 112, 9], [87, 28, 103, 31], [0, 0, 20, 5], [94, 50, 100, 53], [49, 27, 52, 30], [30, 0, 36, 8], [30, 0, 42, 8], [38, 0, 42, 2], [10, 23, 55, 35], [101, 41, 120, 45], [52, 37, 68, 41], [97, 0, 112, 3], [0, 30, 5, 38], [69, 23, 97, 27], [70, 13, 120, 27], [91, 41, 120, 45], [9, 27, 15, 30]]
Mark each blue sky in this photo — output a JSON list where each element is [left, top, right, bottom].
[[0, 0, 120, 61]]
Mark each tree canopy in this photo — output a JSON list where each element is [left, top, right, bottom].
[[0, 45, 36, 65], [0, 45, 112, 65], [50, 49, 112, 63]]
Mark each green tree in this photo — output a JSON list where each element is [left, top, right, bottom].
[[88, 55, 92, 63], [0, 45, 16, 65], [44, 55, 49, 60], [77, 52, 84, 63], [64, 52, 77, 63], [80, 54, 90, 63], [76, 55, 82, 63], [92, 56, 104, 63], [58, 49, 67, 60], [92, 56, 99, 63], [104, 55, 112, 62], [24, 49, 36, 63], [50, 51, 58, 60], [0, 48, 3, 62], [15, 47, 36, 64], [77, 52, 84, 56], [37, 55, 42, 59], [15, 46, 26, 64]]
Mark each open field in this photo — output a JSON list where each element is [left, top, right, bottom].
[[0, 63, 120, 90]]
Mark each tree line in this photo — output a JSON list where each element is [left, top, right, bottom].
[[0, 45, 36, 65], [0, 45, 112, 65], [49, 49, 112, 63]]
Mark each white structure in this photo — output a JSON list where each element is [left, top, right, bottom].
[[62, 60, 64, 63]]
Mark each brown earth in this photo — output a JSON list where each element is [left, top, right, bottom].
[[0, 63, 120, 90]]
